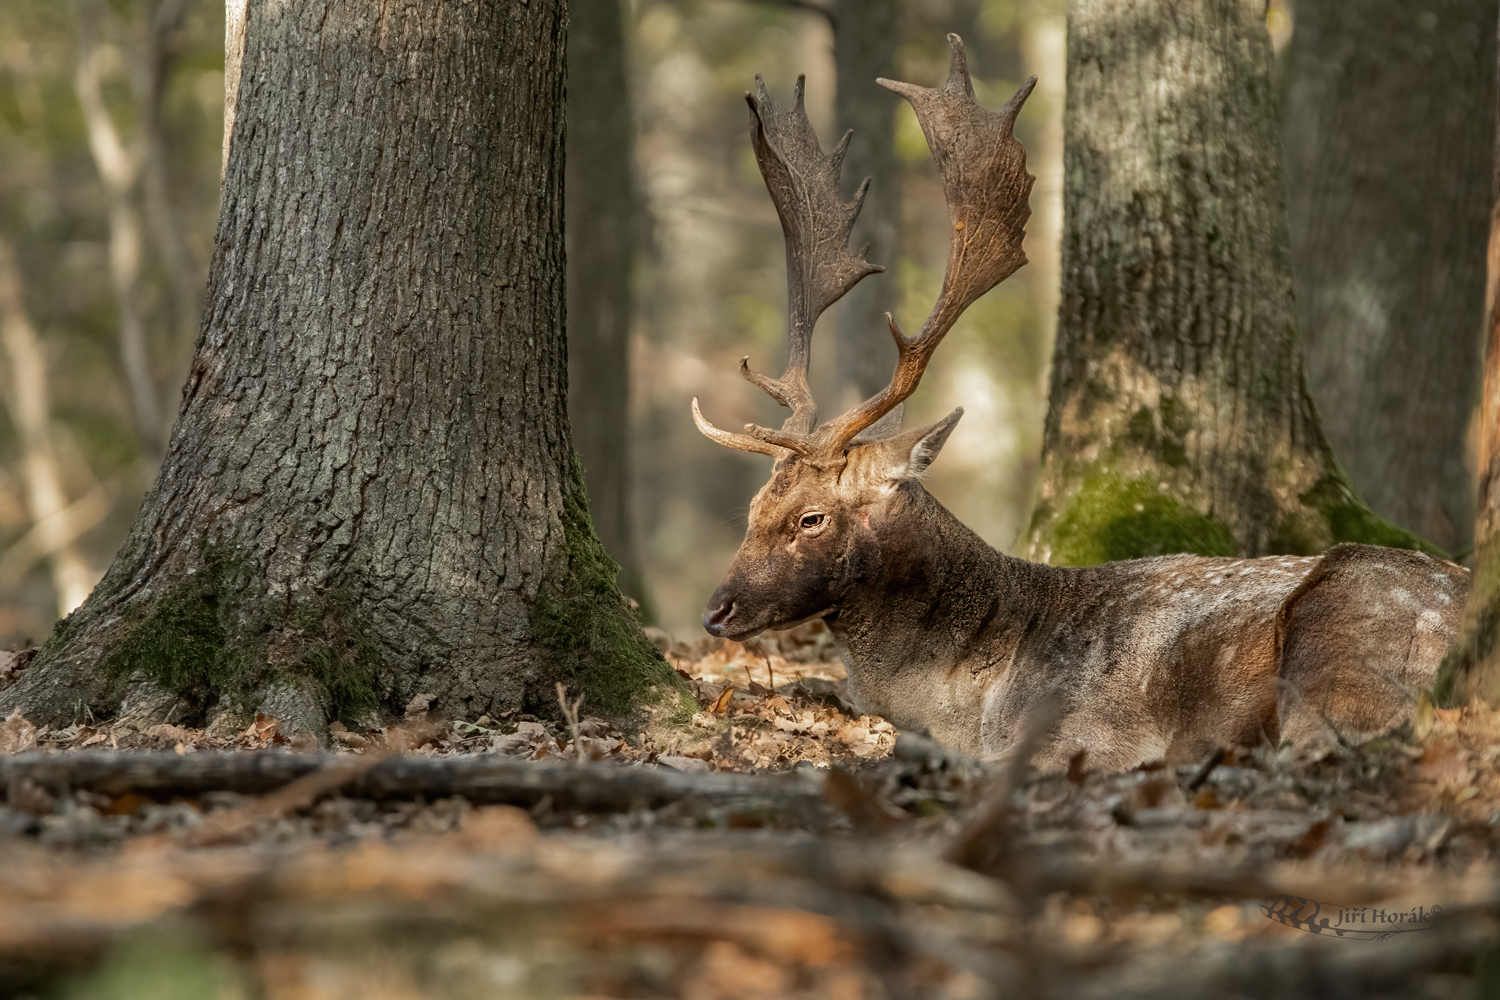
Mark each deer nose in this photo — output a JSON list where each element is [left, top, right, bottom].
[[703, 598, 735, 637]]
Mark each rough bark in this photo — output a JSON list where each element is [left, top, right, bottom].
[[1284, 0, 1495, 555], [1435, 17, 1500, 706], [830, 0, 903, 409], [566, 0, 648, 608], [0, 0, 682, 733], [1023, 0, 1435, 566]]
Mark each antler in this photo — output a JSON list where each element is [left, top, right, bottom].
[[694, 35, 1033, 464], [691, 73, 882, 458], [813, 35, 1035, 455]]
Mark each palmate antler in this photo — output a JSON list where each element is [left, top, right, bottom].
[[693, 34, 1035, 465]]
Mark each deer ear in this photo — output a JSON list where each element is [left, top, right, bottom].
[[882, 407, 963, 482]]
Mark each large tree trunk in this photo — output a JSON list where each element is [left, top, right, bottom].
[[1435, 13, 1500, 706], [1283, 0, 1495, 555], [830, 0, 903, 409], [1022, 0, 1435, 566], [566, 0, 648, 610], [0, 0, 679, 734]]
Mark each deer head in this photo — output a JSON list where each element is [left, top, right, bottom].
[[694, 35, 1035, 640]]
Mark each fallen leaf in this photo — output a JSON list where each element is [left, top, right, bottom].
[[405, 692, 435, 722], [0, 709, 38, 755], [712, 685, 735, 715]]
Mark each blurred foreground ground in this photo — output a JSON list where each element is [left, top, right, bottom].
[[1, 625, 1498, 999]]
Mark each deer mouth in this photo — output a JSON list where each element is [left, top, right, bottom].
[[703, 597, 833, 641], [703, 599, 762, 640]]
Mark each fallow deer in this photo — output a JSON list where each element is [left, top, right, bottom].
[[691, 35, 1470, 771]]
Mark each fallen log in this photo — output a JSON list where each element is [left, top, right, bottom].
[[0, 750, 830, 815]]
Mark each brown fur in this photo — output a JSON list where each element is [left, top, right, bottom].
[[703, 421, 1469, 769]]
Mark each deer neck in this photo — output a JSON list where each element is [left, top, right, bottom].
[[826, 483, 1044, 752]]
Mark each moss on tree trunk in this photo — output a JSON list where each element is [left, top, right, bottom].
[[1, 0, 686, 735], [1022, 0, 1442, 566]]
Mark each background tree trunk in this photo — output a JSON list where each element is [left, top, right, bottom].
[[830, 0, 903, 409], [1022, 0, 1435, 566], [567, 0, 650, 611], [1435, 12, 1500, 707], [1283, 0, 1495, 556], [0, 0, 679, 733], [0, 238, 98, 618]]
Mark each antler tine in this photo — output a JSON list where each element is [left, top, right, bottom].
[[814, 35, 1035, 456], [739, 74, 883, 440], [692, 397, 789, 460]]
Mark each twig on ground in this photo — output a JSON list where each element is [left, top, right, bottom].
[[556, 682, 584, 763]]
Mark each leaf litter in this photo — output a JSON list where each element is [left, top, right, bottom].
[[0, 620, 1497, 997]]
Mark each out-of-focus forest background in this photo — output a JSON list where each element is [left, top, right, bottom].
[[0, 0, 1459, 645]]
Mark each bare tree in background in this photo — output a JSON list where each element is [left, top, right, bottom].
[[136, 0, 206, 362], [1436, 11, 1500, 706], [1023, 0, 1434, 566], [1284, 0, 1496, 555], [0, 238, 100, 617], [567, 0, 648, 608], [830, 0, 903, 408], [750, 0, 904, 407], [75, 0, 163, 460]]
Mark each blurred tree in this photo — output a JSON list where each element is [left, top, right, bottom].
[[1284, 0, 1495, 556], [1435, 15, 1500, 707], [1022, 0, 1436, 566], [0, 0, 222, 645], [747, 0, 904, 408], [0, 236, 98, 618], [830, 0, 903, 408], [567, 0, 649, 612], [0, 0, 681, 732]]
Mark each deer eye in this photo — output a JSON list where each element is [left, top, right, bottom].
[[799, 512, 825, 530]]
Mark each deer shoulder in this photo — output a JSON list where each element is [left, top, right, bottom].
[[689, 36, 1468, 772]]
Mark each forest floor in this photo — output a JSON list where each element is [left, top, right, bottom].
[[0, 621, 1498, 999]]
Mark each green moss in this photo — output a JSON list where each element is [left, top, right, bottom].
[[1048, 471, 1237, 566], [1291, 474, 1448, 558], [532, 454, 688, 718], [1434, 555, 1500, 707], [106, 580, 242, 696], [101, 548, 379, 724]]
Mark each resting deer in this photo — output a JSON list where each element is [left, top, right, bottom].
[[692, 36, 1470, 771]]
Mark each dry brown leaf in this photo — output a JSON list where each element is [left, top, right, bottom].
[[404, 692, 435, 722], [712, 685, 735, 715], [0, 708, 38, 755]]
